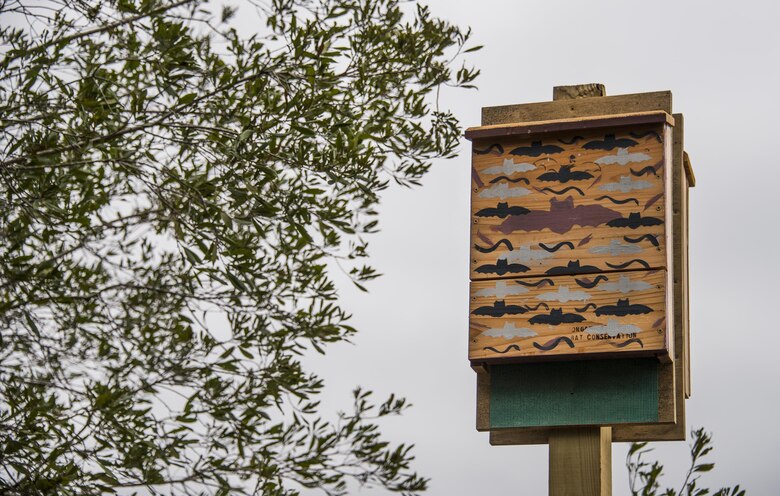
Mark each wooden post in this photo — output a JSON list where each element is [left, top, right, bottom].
[[549, 427, 612, 496], [547, 85, 612, 496]]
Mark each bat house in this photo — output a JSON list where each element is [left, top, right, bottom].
[[466, 111, 676, 364], [467, 87, 693, 443]]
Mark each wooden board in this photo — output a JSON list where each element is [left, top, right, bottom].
[[470, 270, 668, 362], [549, 427, 612, 496], [482, 91, 672, 126], [470, 122, 672, 281]]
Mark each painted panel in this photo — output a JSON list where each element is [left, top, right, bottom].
[[470, 124, 670, 280], [469, 270, 667, 361]]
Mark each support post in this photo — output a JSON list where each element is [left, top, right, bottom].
[[549, 427, 612, 496], [546, 85, 612, 496]]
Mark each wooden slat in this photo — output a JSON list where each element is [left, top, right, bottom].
[[475, 364, 491, 431], [470, 271, 668, 362], [614, 112, 686, 440], [465, 111, 673, 140], [482, 91, 672, 126], [549, 427, 612, 496]]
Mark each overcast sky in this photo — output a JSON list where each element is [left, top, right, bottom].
[[299, 0, 780, 494]]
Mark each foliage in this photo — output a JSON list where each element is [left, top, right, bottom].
[[0, 0, 478, 493], [627, 428, 746, 496]]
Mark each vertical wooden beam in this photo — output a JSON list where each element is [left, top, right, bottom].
[[549, 427, 612, 496], [547, 87, 611, 496]]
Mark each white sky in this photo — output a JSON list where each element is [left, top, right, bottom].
[[304, 0, 780, 494]]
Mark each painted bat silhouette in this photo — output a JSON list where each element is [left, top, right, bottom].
[[595, 149, 651, 165], [629, 130, 662, 142], [475, 281, 528, 299], [599, 176, 652, 192], [538, 285, 591, 303], [474, 143, 504, 155], [483, 158, 536, 175], [533, 336, 575, 351], [478, 183, 531, 200], [481, 322, 537, 339], [476, 202, 530, 218], [472, 300, 529, 317], [545, 260, 600, 275], [537, 165, 594, 183], [529, 308, 585, 325], [497, 197, 621, 235], [595, 299, 653, 316], [583, 134, 638, 151], [475, 259, 530, 276], [558, 136, 584, 145], [586, 318, 641, 337], [607, 212, 663, 229], [589, 239, 643, 256], [509, 141, 564, 157]]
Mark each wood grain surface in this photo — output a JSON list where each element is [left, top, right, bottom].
[[470, 270, 667, 361], [470, 122, 671, 281]]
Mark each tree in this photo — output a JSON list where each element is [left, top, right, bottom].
[[627, 428, 746, 496], [0, 0, 479, 493]]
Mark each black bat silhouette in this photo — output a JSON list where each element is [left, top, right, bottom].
[[529, 308, 585, 326], [606, 259, 651, 270], [607, 212, 663, 229], [533, 336, 575, 351], [595, 298, 653, 316], [558, 136, 584, 145], [474, 143, 504, 155], [583, 134, 638, 151], [545, 260, 600, 275], [539, 241, 574, 253], [596, 195, 639, 205], [489, 176, 530, 184], [629, 130, 662, 143], [537, 165, 594, 183], [475, 259, 530, 275], [575, 275, 609, 289], [624, 234, 660, 247], [509, 141, 564, 157], [474, 238, 513, 253], [476, 202, 530, 218], [472, 300, 529, 317], [484, 344, 521, 354]]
